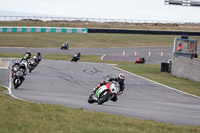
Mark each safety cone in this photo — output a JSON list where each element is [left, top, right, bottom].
[[161, 51, 163, 56], [123, 51, 125, 56], [134, 51, 137, 56], [148, 51, 151, 56]]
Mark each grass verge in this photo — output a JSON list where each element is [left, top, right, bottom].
[[0, 85, 200, 133], [1, 32, 200, 48]]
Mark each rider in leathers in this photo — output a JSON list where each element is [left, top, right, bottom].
[[93, 74, 125, 102], [12, 60, 20, 71], [21, 50, 31, 61], [33, 52, 42, 64]]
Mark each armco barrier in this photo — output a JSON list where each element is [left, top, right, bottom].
[[88, 28, 200, 36], [0, 27, 88, 33]]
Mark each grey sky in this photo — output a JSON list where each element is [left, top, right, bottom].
[[0, 0, 200, 22]]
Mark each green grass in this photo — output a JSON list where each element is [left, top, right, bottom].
[[118, 65, 200, 97], [0, 86, 200, 133], [1, 32, 200, 48]]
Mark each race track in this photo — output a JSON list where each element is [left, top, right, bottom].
[[1, 59, 200, 126], [0, 46, 175, 64]]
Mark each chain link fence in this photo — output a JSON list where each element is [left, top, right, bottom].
[[0, 16, 198, 24]]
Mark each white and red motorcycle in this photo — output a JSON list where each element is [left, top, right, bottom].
[[28, 58, 38, 73], [88, 81, 120, 105]]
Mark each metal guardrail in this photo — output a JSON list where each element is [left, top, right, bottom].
[[0, 16, 199, 24]]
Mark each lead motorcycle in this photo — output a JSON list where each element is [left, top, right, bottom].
[[88, 81, 120, 105], [13, 70, 24, 89]]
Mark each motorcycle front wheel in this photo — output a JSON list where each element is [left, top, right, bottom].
[[14, 79, 20, 89], [88, 94, 96, 104], [98, 91, 111, 105]]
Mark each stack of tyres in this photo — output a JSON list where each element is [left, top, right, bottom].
[[161, 62, 170, 72]]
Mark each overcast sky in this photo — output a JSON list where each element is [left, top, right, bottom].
[[0, 0, 200, 23]]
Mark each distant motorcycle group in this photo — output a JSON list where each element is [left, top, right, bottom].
[[12, 51, 42, 89], [60, 42, 82, 62]]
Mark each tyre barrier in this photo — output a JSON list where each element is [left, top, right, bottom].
[[88, 28, 200, 36], [0, 27, 88, 33]]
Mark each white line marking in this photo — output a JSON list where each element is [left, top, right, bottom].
[[101, 54, 106, 60], [112, 66, 200, 99], [8, 58, 12, 95]]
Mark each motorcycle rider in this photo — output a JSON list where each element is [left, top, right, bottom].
[[19, 63, 27, 76], [64, 42, 69, 48], [13, 69, 25, 85], [93, 74, 125, 102], [11, 60, 21, 79], [21, 50, 31, 61], [71, 52, 81, 62], [12, 60, 20, 71], [74, 52, 81, 57], [33, 52, 42, 64]]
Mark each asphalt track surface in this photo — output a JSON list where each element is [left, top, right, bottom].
[[0, 46, 175, 64], [1, 47, 200, 126]]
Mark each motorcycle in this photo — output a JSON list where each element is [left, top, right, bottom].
[[61, 43, 69, 50], [28, 59, 38, 73], [71, 53, 81, 62], [13, 70, 24, 89], [135, 57, 146, 64], [88, 81, 120, 105]]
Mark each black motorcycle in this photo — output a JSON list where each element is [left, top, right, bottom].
[[13, 70, 24, 89], [71, 53, 81, 62]]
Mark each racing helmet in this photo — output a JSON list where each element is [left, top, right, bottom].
[[20, 64, 26, 70], [117, 74, 125, 83], [37, 52, 41, 56], [27, 50, 31, 53], [15, 60, 20, 66]]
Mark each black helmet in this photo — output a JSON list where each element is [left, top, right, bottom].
[[37, 52, 41, 56], [20, 64, 26, 69]]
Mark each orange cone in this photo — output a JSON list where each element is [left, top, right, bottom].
[[148, 51, 151, 56], [134, 51, 137, 56], [161, 51, 163, 56], [123, 51, 125, 56]]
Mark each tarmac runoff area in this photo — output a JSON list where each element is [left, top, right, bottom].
[[1, 59, 200, 126], [0, 58, 9, 69]]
